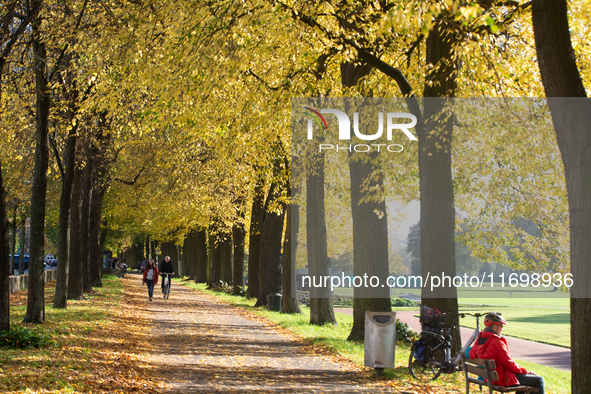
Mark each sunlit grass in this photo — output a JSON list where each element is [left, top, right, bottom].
[[1, 276, 125, 392]]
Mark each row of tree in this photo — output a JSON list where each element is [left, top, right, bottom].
[[0, 1, 589, 392]]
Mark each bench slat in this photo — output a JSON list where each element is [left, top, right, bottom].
[[464, 363, 499, 381], [460, 353, 538, 393]]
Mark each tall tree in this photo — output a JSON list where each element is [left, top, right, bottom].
[[531, 1, 591, 392], [0, 0, 29, 331], [196, 228, 208, 283], [281, 172, 302, 314], [418, 19, 461, 353], [232, 214, 246, 295], [306, 133, 336, 325], [52, 71, 79, 308], [220, 231, 232, 283], [246, 178, 264, 299], [24, 0, 50, 324], [67, 160, 83, 299], [256, 165, 286, 307]]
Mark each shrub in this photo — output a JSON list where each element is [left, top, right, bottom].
[[233, 285, 247, 296], [0, 326, 55, 350], [391, 297, 418, 307], [396, 320, 419, 344]]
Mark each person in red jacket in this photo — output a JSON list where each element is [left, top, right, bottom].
[[142, 259, 158, 302], [469, 312, 545, 393]]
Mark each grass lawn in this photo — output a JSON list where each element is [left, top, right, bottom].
[[180, 280, 571, 394], [453, 305, 570, 348]]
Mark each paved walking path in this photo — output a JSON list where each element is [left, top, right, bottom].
[[335, 308, 571, 372], [125, 275, 425, 393]]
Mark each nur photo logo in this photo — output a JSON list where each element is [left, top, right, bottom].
[[303, 107, 418, 153]]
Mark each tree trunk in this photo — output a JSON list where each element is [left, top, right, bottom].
[[281, 183, 302, 314], [246, 179, 264, 299], [0, 161, 10, 331], [146, 236, 151, 261], [339, 62, 389, 340], [347, 147, 391, 339], [255, 182, 285, 307], [417, 22, 461, 354], [196, 228, 208, 283], [9, 209, 16, 276], [531, 2, 591, 392], [24, 17, 50, 324], [53, 115, 78, 308], [183, 231, 196, 279], [209, 233, 221, 287], [19, 225, 25, 265], [88, 185, 104, 287], [232, 222, 245, 294], [220, 233, 232, 283], [67, 163, 83, 300], [177, 244, 182, 276], [0, 0, 29, 329], [307, 152, 336, 325], [81, 156, 92, 292]]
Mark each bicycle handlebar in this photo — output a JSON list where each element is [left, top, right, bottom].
[[457, 312, 486, 318]]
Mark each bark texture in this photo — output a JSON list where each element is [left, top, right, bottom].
[[531, 2, 591, 392], [53, 117, 78, 308], [281, 184, 302, 314], [246, 180, 264, 299], [24, 14, 50, 323], [0, 162, 10, 330], [255, 181, 285, 307], [196, 229, 208, 283], [67, 164, 83, 300], [307, 152, 335, 325], [417, 22, 461, 354], [232, 222, 246, 294]]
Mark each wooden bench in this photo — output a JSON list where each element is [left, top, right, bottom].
[[460, 353, 538, 394]]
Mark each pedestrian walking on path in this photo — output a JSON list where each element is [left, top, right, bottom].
[[142, 260, 158, 301]]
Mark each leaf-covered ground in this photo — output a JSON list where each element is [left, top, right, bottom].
[[2, 276, 165, 393], [128, 274, 459, 393], [3, 274, 460, 393]]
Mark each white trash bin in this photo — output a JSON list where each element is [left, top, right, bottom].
[[364, 311, 397, 377]]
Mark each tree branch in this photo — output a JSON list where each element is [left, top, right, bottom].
[[113, 166, 146, 185]]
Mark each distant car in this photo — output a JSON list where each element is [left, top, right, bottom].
[[50, 258, 58, 267], [44, 254, 56, 264], [10, 254, 29, 271]]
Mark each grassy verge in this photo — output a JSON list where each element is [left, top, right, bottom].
[[178, 279, 570, 394], [1, 275, 157, 393]]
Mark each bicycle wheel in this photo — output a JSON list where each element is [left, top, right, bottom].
[[408, 340, 445, 381], [165, 285, 170, 300]]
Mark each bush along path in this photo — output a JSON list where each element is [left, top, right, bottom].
[[127, 273, 451, 394]]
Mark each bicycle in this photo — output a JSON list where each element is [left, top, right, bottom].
[[408, 305, 485, 381], [161, 273, 173, 300]]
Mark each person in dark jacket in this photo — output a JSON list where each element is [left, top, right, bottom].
[[159, 256, 175, 293], [469, 312, 545, 393]]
